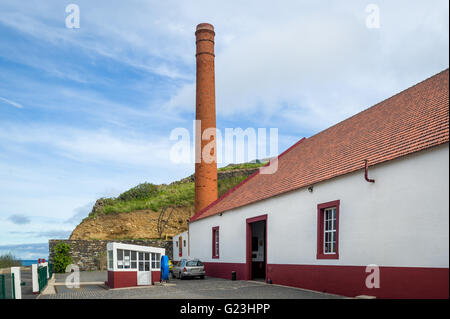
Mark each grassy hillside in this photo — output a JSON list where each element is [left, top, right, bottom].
[[218, 162, 265, 171], [84, 163, 264, 220], [70, 162, 266, 240]]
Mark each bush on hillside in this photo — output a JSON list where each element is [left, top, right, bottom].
[[53, 242, 72, 273], [117, 183, 159, 201]]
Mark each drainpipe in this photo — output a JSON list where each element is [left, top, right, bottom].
[[364, 160, 375, 183]]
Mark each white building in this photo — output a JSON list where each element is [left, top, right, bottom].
[[187, 69, 449, 298], [172, 231, 189, 261]]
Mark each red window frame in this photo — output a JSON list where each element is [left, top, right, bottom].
[[212, 226, 219, 259], [317, 200, 340, 259], [179, 236, 183, 257]]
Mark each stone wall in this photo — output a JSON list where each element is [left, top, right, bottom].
[[49, 239, 173, 271]]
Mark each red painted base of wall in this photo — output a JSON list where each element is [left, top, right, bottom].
[[106, 271, 161, 288], [152, 270, 161, 283], [203, 262, 449, 299], [268, 264, 450, 299], [203, 262, 247, 280], [107, 271, 137, 288]]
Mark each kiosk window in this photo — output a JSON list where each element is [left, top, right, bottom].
[[117, 249, 124, 269], [152, 253, 161, 269], [124, 250, 130, 269], [131, 251, 137, 269], [108, 250, 113, 269]]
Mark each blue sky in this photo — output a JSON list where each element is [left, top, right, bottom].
[[0, 0, 448, 259]]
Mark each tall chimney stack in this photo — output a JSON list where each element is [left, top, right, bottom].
[[194, 23, 218, 214]]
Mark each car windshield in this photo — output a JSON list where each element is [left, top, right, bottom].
[[186, 260, 203, 267]]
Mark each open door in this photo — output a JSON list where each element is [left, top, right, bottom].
[[246, 215, 267, 281]]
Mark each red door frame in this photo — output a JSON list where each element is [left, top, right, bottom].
[[246, 214, 267, 282]]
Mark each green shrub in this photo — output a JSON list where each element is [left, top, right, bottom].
[[117, 183, 159, 201], [53, 243, 72, 273], [95, 251, 107, 271], [0, 252, 21, 268]]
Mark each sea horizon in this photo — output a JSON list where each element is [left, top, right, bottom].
[[20, 259, 49, 266]]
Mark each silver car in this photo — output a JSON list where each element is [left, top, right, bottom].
[[173, 259, 205, 279]]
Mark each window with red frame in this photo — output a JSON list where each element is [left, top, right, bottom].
[[212, 226, 219, 258], [317, 200, 340, 259]]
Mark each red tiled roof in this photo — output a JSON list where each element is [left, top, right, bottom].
[[191, 69, 449, 222]]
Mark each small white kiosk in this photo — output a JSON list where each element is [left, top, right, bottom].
[[106, 242, 165, 289]]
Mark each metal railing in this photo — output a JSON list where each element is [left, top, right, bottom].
[[48, 263, 53, 279], [38, 266, 48, 293], [0, 273, 15, 299]]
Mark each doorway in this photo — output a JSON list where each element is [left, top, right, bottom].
[[246, 215, 267, 281], [137, 252, 151, 285]]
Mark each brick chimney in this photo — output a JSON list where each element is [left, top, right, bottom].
[[194, 23, 218, 214]]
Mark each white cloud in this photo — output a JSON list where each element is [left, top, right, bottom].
[[1, 1, 447, 134], [0, 124, 172, 167], [65, 202, 94, 224], [0, 0, 192, 80], [0, 96, 23, 109], [163, 0, 449, 132]]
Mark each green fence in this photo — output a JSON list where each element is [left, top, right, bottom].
[[38, 266, 48, 293], [48, 263, 53, 279], [0, 273, 15, 299]]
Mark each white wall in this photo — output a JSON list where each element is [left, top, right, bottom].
[[190, 143, 449, 268], [172, 231, 189, 261]]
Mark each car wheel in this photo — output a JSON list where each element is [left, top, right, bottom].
[[200, 275, 205, 279]]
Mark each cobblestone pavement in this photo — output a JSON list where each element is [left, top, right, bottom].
[[39, 277, 343, 299]]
